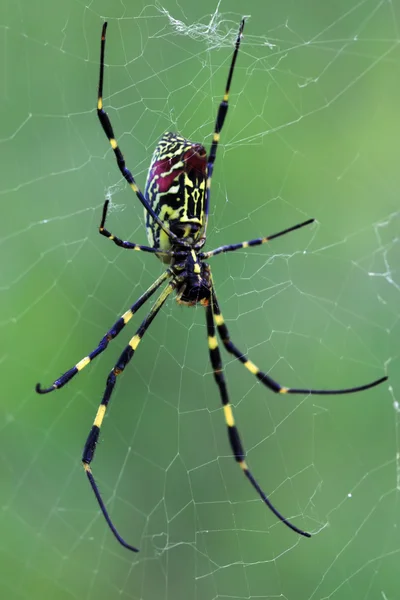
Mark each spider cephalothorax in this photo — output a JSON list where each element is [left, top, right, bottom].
[[36, 19, 387, 553], [173, 253, 211, 307]]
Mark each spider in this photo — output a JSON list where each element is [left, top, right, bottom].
[[36, 19, 387, 553]]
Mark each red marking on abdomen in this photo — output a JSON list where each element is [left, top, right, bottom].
[[183, 144, 207, 176], [149, 155, 183, 193], [149, 143, 207, 194]]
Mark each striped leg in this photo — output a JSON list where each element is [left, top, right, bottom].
[[82, 280, 176, 552], [97, 23, 177, 243], [203, 19, 245, 232], [211, 289, 387, 395], [35, 270, 171, 394], [201, 218, 315, 259], [99, 199, 173, 256], [205, 297, 310, 537]]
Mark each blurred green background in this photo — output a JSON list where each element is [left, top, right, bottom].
[[1, 0, 399, 598]]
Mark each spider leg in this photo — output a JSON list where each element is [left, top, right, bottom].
[[205, 295, 310, 537], [201, 218, 315, 259], [210, 288, 387, 395], [203, 19, 245, 233], [82, 279, 176, 552], [97, 23, 177, 243], [99, 199, 179, 257], [35, 270, 172, 394]]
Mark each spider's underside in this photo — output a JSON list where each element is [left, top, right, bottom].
[[36, 19, 387, 553]]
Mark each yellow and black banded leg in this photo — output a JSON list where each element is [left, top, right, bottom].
[[205, 299, 311, 537], [204, 18, 245, 228], [202, 218, 315, 259], [35, 270, 172, 394], [97, 23, 177, 242], [211, 289, 387, 395], [82, 280, 176, 552], [99, 199, 174, 256]]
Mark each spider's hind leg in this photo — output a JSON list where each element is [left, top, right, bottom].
[[204, 290, 311, 538], [82, 279, 176, 552]]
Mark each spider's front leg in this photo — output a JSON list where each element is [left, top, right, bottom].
[[97, 22, 176, 243], [203, 18, 245, 232]]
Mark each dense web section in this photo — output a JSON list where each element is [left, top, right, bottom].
[[1, 1, 400, 599]]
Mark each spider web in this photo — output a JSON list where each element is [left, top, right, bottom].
[[1, 0, 399, 598]]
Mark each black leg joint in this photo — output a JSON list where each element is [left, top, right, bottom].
[[228, 425, 245, 462], [257, 372, 281, 393], [90, 337, 109, 360], [98, 110, 115, 139], [216, 101, 228, 132], [83, 425, 100, 464], [209, 347, 221, 371], [57, 367, 78, 388]]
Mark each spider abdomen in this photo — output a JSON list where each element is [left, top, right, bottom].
[[144, 132, 207, 258]]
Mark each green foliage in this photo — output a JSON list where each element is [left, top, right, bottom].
[[1, 1, 398, 599]]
